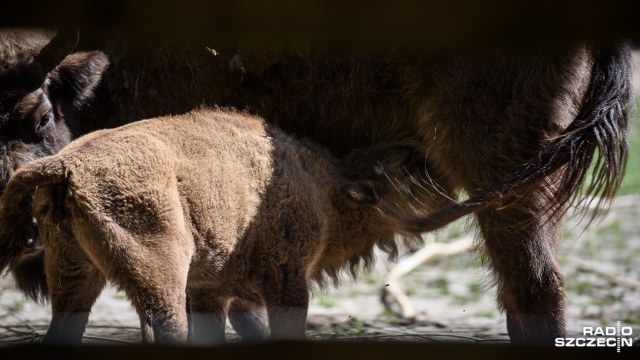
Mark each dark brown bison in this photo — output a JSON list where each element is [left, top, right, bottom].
[[0, 28, 633, 345]]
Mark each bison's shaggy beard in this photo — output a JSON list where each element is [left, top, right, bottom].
[[309, 156, 436, 291], [310, 229, 422, 292]]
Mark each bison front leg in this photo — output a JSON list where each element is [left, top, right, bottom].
[[187, 289, 228, 344], [262, 265, 309, 340], [477, 202, 566, 345], [228, 298, 270, 341], [188, 295, 270, 343]]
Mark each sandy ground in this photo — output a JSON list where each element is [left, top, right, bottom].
[[1, 51, 639, 348]]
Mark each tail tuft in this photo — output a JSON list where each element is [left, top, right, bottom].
[[383, 42, 633, 235], [510, 42, 633, 222]]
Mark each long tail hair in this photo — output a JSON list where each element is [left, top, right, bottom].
[[392, 42, 633, 236]]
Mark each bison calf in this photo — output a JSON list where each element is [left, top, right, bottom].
[[0, 108, 454, 344]]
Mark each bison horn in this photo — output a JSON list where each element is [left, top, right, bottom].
[[27, 28, 79, 87]]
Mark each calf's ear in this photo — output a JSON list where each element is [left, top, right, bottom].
[[47, 51, 110, 108], [341, 181, 381, 205]]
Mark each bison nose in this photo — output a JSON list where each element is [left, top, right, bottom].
[[342, 181, 381, 205]]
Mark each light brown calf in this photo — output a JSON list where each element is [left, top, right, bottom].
[[0, 108, 464, 344]]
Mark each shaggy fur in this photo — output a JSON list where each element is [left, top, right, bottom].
[[230, 44, 633, 345], [0, 28, 634, 345], [0, 29, 109, 303], [0, 108, 469, 344]]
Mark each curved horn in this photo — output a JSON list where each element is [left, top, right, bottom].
[[35, 28, 79, 73], [25, 28, 79, 88]]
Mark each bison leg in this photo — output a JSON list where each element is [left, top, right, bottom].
[[262, 265, 309, 340], [127, 276, 189, 344], [228, 298, 270, 342], [187, 289, 228, 344], [40, 228, 106, 344], [476, 200, 566, 345], [76, 226, 191, 344], [124, 251, 190, 344]]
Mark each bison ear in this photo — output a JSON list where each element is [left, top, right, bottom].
[[341, 182, 381, 205], [47, 51, 109, 108]]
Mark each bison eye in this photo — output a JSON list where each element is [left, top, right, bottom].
[[38, 112, 53, 130]]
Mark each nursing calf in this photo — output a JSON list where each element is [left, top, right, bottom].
[[0, 108, 467, 344]]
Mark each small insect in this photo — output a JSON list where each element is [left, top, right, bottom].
[[206, 46, 218, 56]]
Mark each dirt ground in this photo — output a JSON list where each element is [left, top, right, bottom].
[[1, 51, 639, 350]]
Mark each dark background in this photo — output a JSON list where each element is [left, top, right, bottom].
[[1, 0, 639, 48]]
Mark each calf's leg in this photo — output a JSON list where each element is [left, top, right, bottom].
[[123, 245, 191, 344], [228, 298, 270, 342], [40, 227, 106, 344], [74, 223, 192, 344], [187, 288, 228, 344], [262, 265, 309, 340]]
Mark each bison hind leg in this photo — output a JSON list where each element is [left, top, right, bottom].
[[39, 234, 106, 343], [34, 184, 107, 344], [122, 245, 191, 344], [125, 271, 190, 343], [43, 264, 106, 344], [477, 198, 566, 345]]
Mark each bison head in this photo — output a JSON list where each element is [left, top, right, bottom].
[[0, 28, 109, 301], [0, 28, 109, 194]]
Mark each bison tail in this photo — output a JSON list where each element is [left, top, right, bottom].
[[499, 42, 634, 222], [0, 157, 67, 302], [389, 42, 634, 235], [385, 188, 503, 237], [479, 42, 633, 221]]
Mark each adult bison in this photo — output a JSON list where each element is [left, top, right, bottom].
[[0, 28, 633, 345]]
